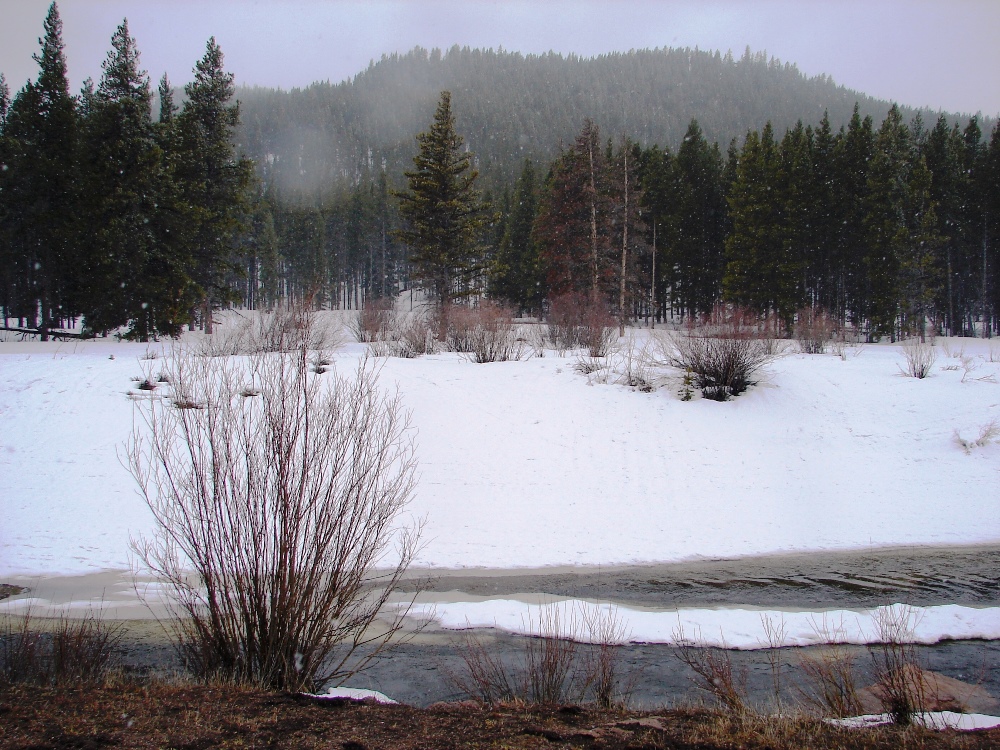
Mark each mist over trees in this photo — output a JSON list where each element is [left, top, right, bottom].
[[2, 14, 999, 340]]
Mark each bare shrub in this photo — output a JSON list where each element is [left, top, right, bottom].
[[127, 318, 421, 693], [547, 291, 616, 356], [664, 305, 781, 401], [398, 313, 435, 356], [576, 333, 656, 391], [451, 603, 635, 708], [579, 604, 634, 709], [523, 324, 548, 358], [868, 605, 924, 725], [899, 339, 936, 379], [441, 303, 480, 353], [436, 302, 525, 362], [466, 302, 525, 363], [673, 624, 747, 713], [760, 613, 788, 708], [954, 419, 1000, 454], [1, 606, 125, 686], [546, 291, 588, 351], [350, 297, 397, 343], [521, 604, 581, 705], [795, 616, 862, 718], [794, 307, 835, 354], [195, 306, 344, 358]]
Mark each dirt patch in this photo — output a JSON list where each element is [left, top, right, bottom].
[[2, 683, 999, 749]]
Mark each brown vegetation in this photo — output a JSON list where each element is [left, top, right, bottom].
[[3, 682, 999, 750]]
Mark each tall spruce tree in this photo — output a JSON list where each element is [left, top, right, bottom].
[[489, 159, 543, 315], [397, 91, 489, 306], [863, 105, 917, 340], [79, 20, 189, 339], [533, 119, 614, 297], [3, 3, 81, 337], [832, 105, 874, 326], [724, 122, 800, 320], [175, 38, 255, 332]]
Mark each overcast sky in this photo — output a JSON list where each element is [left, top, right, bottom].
[[1, 0, 998, 117]]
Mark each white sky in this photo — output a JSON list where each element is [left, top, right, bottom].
[[1, 0, 998, 117]]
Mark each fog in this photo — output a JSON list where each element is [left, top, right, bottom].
[[0, 0, 998, 117]]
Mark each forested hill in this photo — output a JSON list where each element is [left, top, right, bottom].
[[234, 45, 971, 196]]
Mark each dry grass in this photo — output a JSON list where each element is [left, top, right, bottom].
[[1, 606, 125, 686], [4, 682, 997, 750]]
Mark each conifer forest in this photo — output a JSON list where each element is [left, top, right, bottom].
[[2, 4, 1000, 341]]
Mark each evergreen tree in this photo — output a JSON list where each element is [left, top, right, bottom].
[[863, 105, 916, 339], [533, 119, 613, 297], [832, 104, 874, 326], [672, 120, 727, 318], [489, 159, 543, 315], [397, 91, 489, 306], [724, 122, 800, 320], [175, 37, 255, 332], [3, 3, 81, 337], [79, 19, 190, 339]]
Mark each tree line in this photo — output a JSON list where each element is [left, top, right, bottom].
[[2, 6, 999, 340], [401, 94, 1000, 341], [0, 4, 253, 339]]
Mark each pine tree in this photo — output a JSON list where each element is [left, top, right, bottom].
[[863, 105, 916, 340], [79, 19, 190, 339], [489, 159, 543, 315], [397, 91, 490, 306], [3, 3, 81, 337], [832, 104, 874, 327], [175, 37, 255, 332], [724, 122, 799, 320], [533, 119, 613, 298], [672, 120, 726, 318]]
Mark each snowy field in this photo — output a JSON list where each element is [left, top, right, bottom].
[[2, 317, 999, 646]]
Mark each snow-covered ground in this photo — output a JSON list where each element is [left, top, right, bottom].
[[2, 320, 999, 646]]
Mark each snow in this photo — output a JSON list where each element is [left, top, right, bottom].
[[2, 326, 999, 579], [406, 599, 1000, 649], [303, 686, 397, 704], [830, 711, 1000, 730]]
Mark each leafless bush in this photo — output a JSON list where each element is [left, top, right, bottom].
[[954, 419, 1000, 454], [195, 306, 344, 357], [523, 324, 547, 358], [547, 292, 616, 356], [127, 316, 421, 693], [522, 604, 582, 705], [467, 302, 525, 363], [899, 339, 936, 379], [673, 624, 747, 713], [663, 305, 782, 401], [451, 603, 635, 708], [759, 614, 788, 708], [350, 298, 397, 343], [868, 605, 925, 725], [795, 616, 863, 718], [368, 311, 436, 358], [1, 606, 125, 686], [436, 302, 525, 363], [575, 333, 656, 391], [440, 303, 480, 353], [794, 307, 835, 355], [579, 604, 634, 709]]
